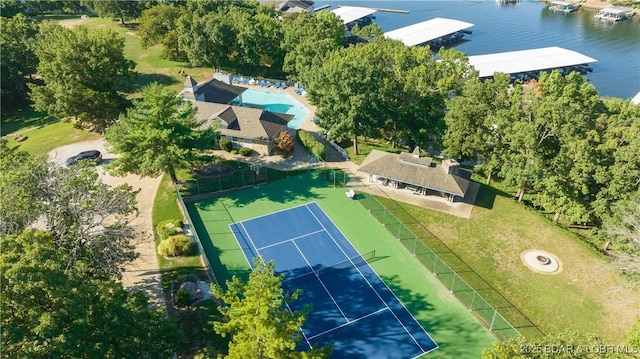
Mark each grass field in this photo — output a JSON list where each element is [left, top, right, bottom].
[[378, 182, 639, 344], [185, 171, 496, 358], [58, 17, 213, 95]]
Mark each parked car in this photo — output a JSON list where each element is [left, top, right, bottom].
[[65, 150, 102, 166]]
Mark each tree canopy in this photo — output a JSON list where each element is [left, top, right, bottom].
[[1, 230, 180, 358], [212, 257, 332, 359], [0, 140, 140, 278], [0, 13, 39, 112], [443, 70, 640, 224], [138, 4, 185, 60], [29, 23, 135, 130], [306, 40, 470, 154], [81, 0, 145, 25], [105, 82, 217, 184]]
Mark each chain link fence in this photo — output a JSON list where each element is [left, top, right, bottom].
[[358, 190, 538, 340]]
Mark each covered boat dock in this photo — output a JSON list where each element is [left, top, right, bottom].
[[384, 18, 474, 48], [331, 6, 377, 29], [467, 46, 597, 80]]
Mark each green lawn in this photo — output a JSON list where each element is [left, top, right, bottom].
[[380, 182, 639, 343], [3, 120, 100, 156], [151, 174, 227, 358], [186, 171, 496, 358]]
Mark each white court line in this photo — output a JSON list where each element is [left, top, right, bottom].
[[285, 301, 314, 350], [292, 240, 350, 323], [233, 202, 312, 223], [230, 222, 261, 268], [304, 203, 437, 354], [256, 229, 325, 251], [307, 308, 388, 342]]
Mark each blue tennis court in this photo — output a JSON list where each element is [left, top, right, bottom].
[[229, 202, 438, 358]]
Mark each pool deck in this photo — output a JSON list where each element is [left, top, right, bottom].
[[232, 82, 321, 133]]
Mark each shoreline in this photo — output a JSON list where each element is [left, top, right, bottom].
[[548, 0, 637, 11]]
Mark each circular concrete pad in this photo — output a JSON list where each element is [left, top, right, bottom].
[[521, 249, 562, 274]]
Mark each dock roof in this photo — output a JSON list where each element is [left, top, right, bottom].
[[331, 6, 377, 25], [384, 18, 474, 47], [467, 46, 597, 78], [598, 7, 629, 14]]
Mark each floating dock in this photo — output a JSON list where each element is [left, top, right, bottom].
[[467, 46, 597, 79], [384, 18, 474, 47]]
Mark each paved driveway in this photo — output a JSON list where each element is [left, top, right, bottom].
[[49, 139, 165, 308]]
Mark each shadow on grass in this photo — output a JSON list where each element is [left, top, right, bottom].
[[473, 182, 512, 211], [132, 73, 180, 92], [1, 106, 57, 136]]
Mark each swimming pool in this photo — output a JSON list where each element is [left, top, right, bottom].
[[234, 89, 310, 130]]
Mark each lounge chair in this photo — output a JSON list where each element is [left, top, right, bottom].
[[265, 81, 272, 87], [274, 82, 280, 88], [280, 82, 287, 89], [294, 88, 303, 95]]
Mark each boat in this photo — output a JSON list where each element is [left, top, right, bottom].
[[594, 7, 629, 21], [548, 1, 580, 13]]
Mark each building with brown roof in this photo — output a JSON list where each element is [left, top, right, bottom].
[[358, 147, 472, 202], [180, 74, 291, 155]]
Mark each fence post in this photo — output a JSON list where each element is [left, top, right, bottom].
[[432, 256, 438, 274], [450, 274, 456, 293], [412, 236, 417, 255], [470, 291, 476, 311], [490, 310, 498, 331]]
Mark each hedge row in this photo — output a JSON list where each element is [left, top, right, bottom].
[[296, 129, 325, 160]]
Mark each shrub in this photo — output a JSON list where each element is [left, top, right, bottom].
[[158, 234, 195, 257], [174, 288, 191, 307], [219, 137, 232, 152], [296, 129, 326, 160], [274, 129, 295, 157], [239, 147, 252, 156], [156, 219, 183, 240], [230, 149, 238, 155]]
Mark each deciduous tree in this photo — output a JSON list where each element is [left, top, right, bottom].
[[1, 230, 180, 358], [29, 23, 135, 131], [0, 140, 140, 278], [281, 10, 344, 82], [274, 129, 296, 157], [0, 13, 38, 111], [81, 0, 144, 25], [138, 4, 185, 60], [105, 82, 217, 184], [212, 257, 332, 359]]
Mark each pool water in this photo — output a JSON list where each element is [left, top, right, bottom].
[[234, 89, 310, 130]]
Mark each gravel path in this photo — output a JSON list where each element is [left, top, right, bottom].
[[49, 138, 165, 308]]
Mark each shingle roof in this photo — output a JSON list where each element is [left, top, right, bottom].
[[179, 78, 246, 104], [191, 101, 292, 141], [358, 150, 471, 197]]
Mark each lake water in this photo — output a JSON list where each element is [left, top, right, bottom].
[[315, 1, 640, 99]]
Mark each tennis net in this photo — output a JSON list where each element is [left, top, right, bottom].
[[281, 250, 375, 287]]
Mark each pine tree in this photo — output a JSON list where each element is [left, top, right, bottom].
[[212, 257, 332, 359]]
